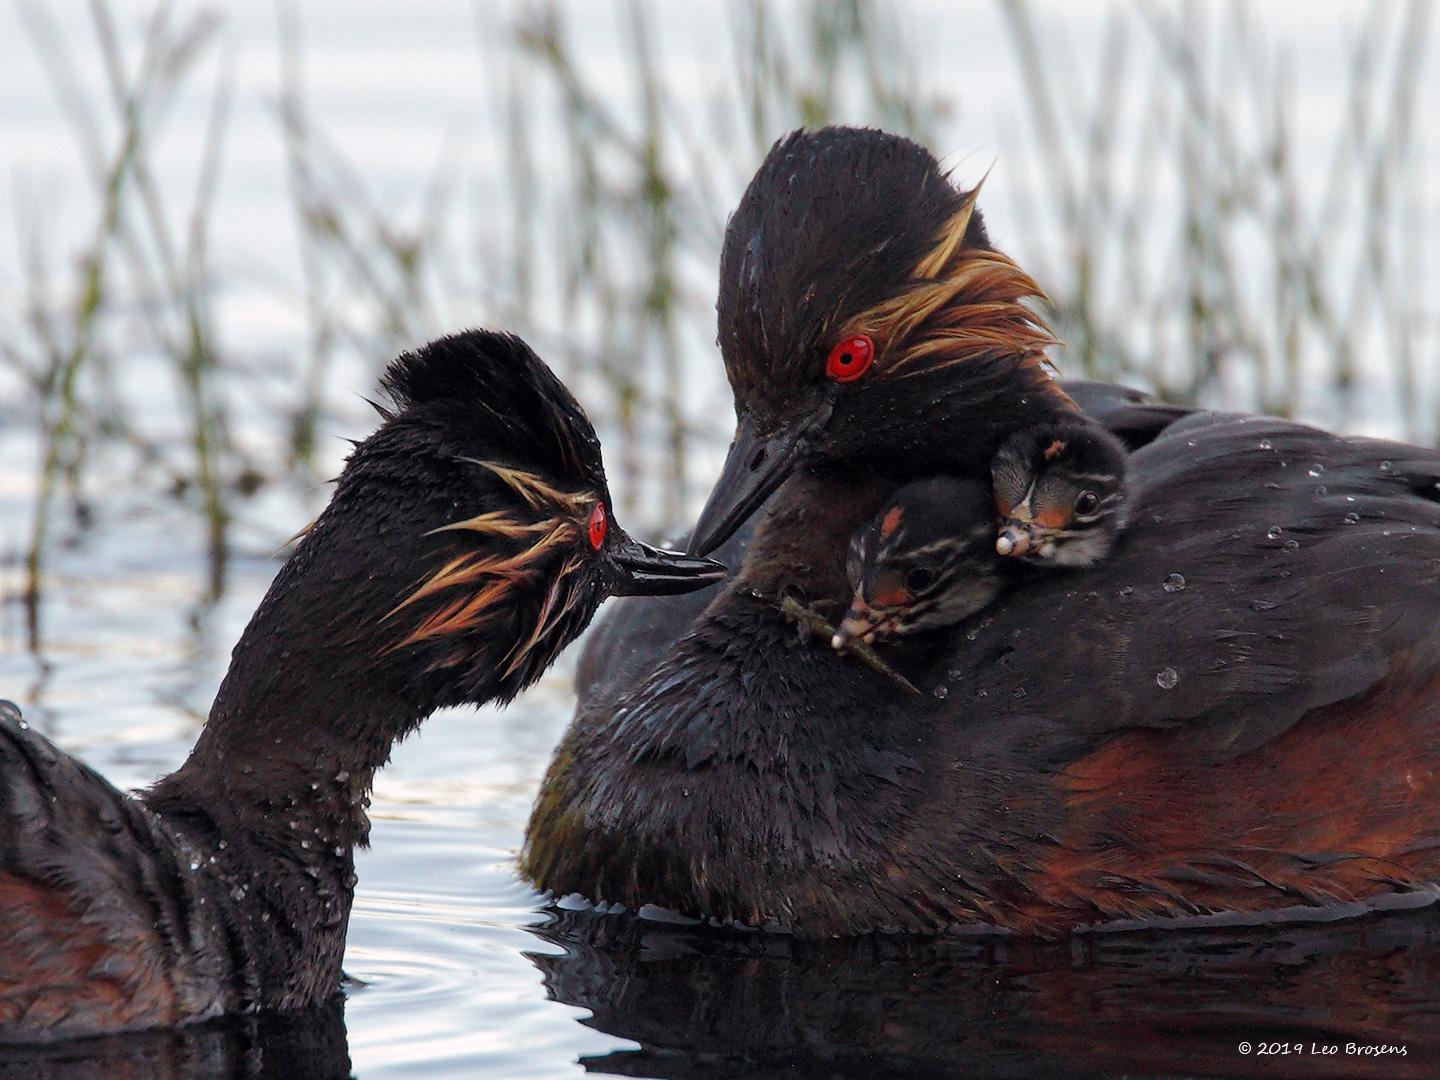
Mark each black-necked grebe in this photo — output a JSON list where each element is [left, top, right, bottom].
[[526, 127, 1440, 937], [0, 329, 723, 1039]]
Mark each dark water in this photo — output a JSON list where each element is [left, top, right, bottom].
[[3, 905, 1438, 1080], [531, 909, 1440, 1080]]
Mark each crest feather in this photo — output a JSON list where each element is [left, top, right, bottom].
[[912, 170, 988, 281], [379, 330, 604, 491]]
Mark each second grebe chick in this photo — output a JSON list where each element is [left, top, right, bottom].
[[832, 477, 1003, 649], [991, 419, 1129, 566]]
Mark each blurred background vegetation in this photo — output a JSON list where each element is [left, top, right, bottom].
[[0, 0, 1435, 641]]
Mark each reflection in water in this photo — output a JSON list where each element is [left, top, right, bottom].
[[0, 999, 351, 1080], [530, 907, 1440, 1079]]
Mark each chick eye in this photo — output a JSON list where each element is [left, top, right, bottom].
[[1074, 491, 1101, 516], [905, 566, 936, 593], [825, 335, 874, 383], [587, 502, 607, 549]]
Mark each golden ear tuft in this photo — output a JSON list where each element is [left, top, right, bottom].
[[499, 554, 586, 677], [275, 518, 318, 557], [460, 459, 590, 513], [381, 461, 595, 659], [843, 166, 1065, 391], [913, 168, 989, 281]]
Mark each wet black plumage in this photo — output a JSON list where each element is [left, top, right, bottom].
[[0, 330, 722, 1039], [527, 127, 1440, 936], [1062, 379, 1194, 452]]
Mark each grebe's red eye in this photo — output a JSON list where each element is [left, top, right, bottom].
[[587, 502, 607, 550], [825, 335, 874, 383]]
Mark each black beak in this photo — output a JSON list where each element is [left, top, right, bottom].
[[687, 407, 829, 556], [609, 535, 728, 596]]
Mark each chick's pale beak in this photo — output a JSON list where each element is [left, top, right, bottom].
[[610, 536, 728, 596], [832, 597, 887, 650], [996, 522, 1034, 557]]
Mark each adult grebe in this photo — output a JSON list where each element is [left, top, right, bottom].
[[526, 128, 1440, 937], [0, 329, 723, 1038]]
